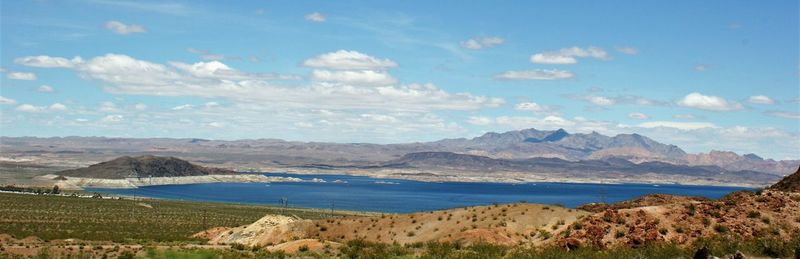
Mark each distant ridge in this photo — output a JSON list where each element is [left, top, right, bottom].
[[58, 155, 237, 179]]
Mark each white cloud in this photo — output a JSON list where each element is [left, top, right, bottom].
[[530, 46, 610, 64], [304, 12, 326, 22], [495, 69, 575, 80], [101, 115, 124, 122], [615, 46, 639, 55], [15, 54, 503, 118], [105, 21, 147, 35], [16, 104, 43, 112], [765, 110, 800, 120], [747, 95, 775, 105], [303, 50, 397, 70], [172, 104, 194, 110], [460, 36, 504, 50], [514, 102, 559, 115], [134, 103, 148, 110], [48, 103, 67, 111], [207, 122, 224, 128], [170, 60, 299, 80], [627, 112, 649, 120], [7, 72, 37, 80], [37, 85, 54, 93], [677, 92, 743, 111], [466, 116, 493, 125], [14, 103, 67, 112], [587, 96, 615, 106], [0, 96, 17, 105], [638, 121, 717, 130], [14, 56, 82, 68], [570, 94, 667, 107], [204, 102, 219, 108], [311, 69, 397, 86]]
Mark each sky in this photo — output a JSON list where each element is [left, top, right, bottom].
[[0, 0, 798, 159]]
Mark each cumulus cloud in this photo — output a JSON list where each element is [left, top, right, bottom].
[[677, 92, 743, 111], [303, 50, 397, 70], [747, 95, 775, 105], [514, 102, 559, 115], [311, 70, 397, 86], [37, 85, 54, 93], [530, 46, 610, 64], [7, 72, 37, 80], [105, 21, 146, 35], [460, 36, 504, 50], [627, 112, 649, 120], [495, 69, 575, 80], [0, 96, 17, 105], [15, 53, 503, 112], [615, 46, 639, 55], [48, 103, 68, 111], [304, 12, 326, 22], [15, 103, 67, 112], [764, 110, 800, 120], [14, 56, 82, 68]]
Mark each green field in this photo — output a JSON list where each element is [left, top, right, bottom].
[[0, 192, 354, 243]]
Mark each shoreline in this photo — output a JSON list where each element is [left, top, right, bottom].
[[26, 169, 765, 189]]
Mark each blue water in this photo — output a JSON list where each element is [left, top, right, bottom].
[[88, 173, 750, 213]]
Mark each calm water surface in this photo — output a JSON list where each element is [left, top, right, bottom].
[[89, 173, 750, 213]]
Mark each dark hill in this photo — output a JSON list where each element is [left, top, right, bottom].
[[770, 166, 800, 192], [58, 155, 237, 179]]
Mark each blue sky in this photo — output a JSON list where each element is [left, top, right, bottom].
[[1, 0, 798, 159]]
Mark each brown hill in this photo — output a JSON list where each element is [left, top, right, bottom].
[[58, 155, 236, 179], [200, 203, 590, 248], [770, 166, 800, 192], [576, 194, 710, 213], [556, 190, 800, 249]]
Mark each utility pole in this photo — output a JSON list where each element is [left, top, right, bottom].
[[330, 200, 335, 218]]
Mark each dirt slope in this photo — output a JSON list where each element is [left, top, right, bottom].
[[770, 166, 800, 192], [201, 203, 589, 248]]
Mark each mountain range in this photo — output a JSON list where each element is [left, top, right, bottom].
[[2, 128, 797, 186]]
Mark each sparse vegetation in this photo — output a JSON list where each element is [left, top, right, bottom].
[[0, 192, 351, 242]]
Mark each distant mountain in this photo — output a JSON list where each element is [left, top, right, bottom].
[[58, 155, 237, 179], [770, 166, 800, 192], [3, 127, 797, 181], [387, 151, 780, 185]]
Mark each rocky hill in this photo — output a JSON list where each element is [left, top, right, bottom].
[[770, 166, 800, 192], [58, 155, 237, 179]]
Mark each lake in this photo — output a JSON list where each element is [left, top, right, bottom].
[[88, 173, 750, 213]]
